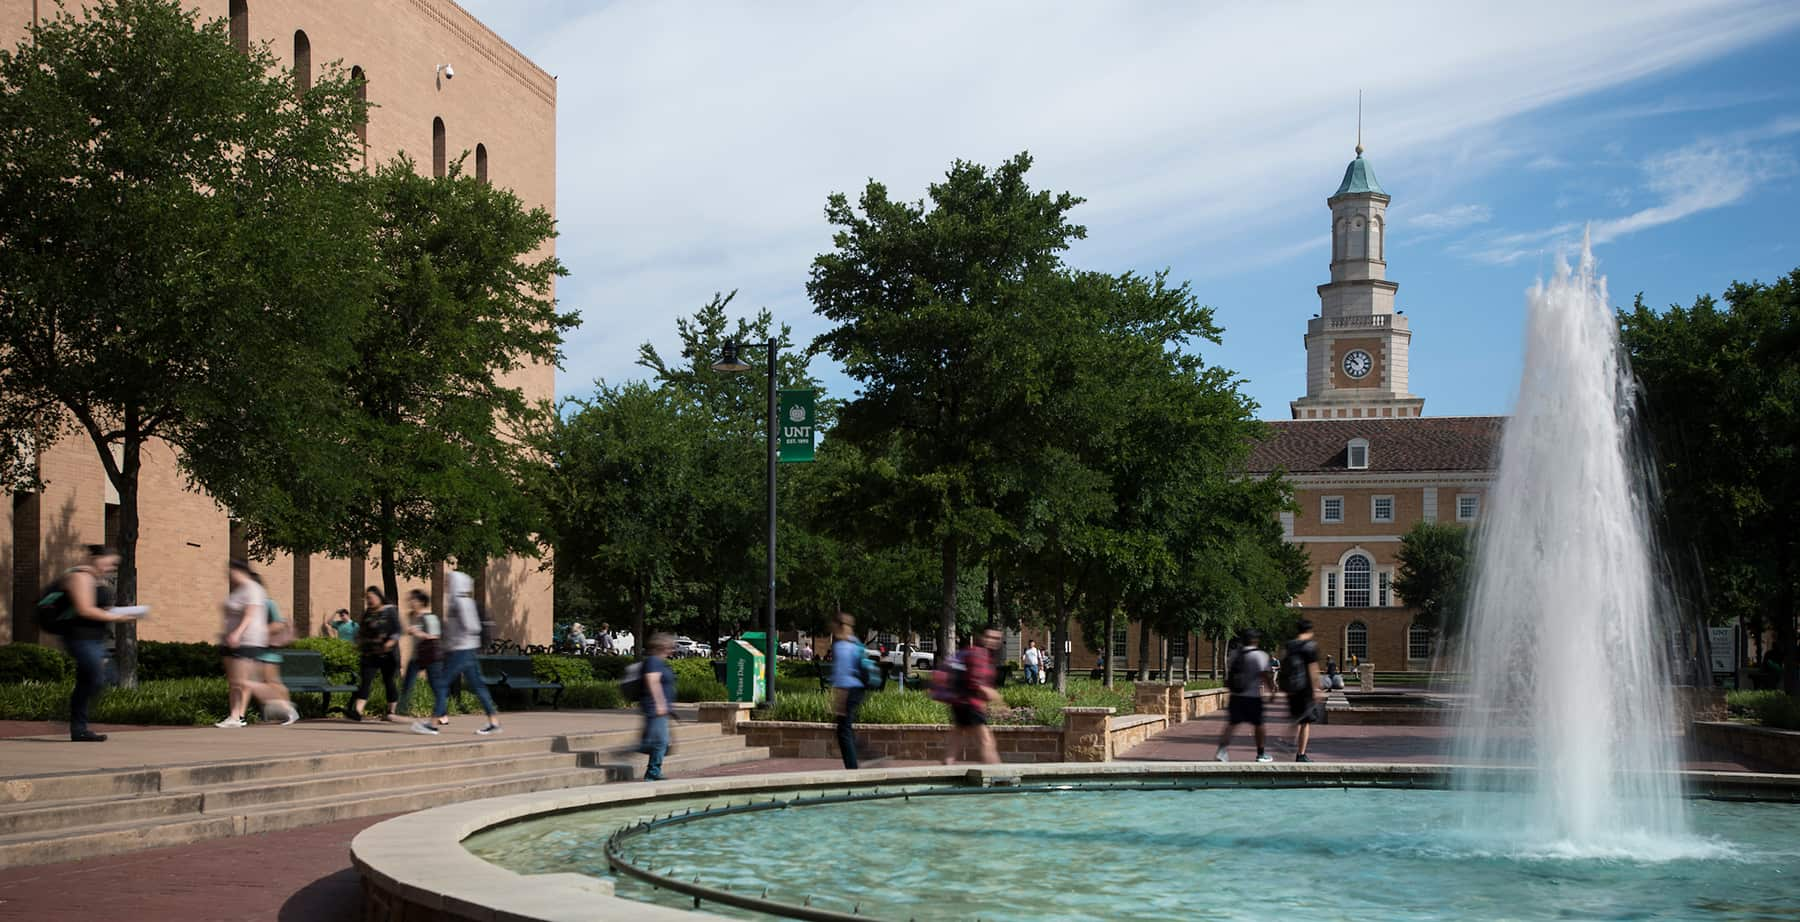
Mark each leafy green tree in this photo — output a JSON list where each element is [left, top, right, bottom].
[[808, 153, 1087, 656], [1620, 272, 1800, 693], [0, 0, 371, 682], [1393, 521, 1472, 636], [231, 154, 573, 602]]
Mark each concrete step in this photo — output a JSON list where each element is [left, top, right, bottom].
[[556, 722, 728, 752], [198, 751, 586, 812], [0, 791, 203, 838], [601, 744, 771, 780], [0, 765, 612, 869]]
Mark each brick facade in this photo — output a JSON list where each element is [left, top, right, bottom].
[[1, 0, 556, 647]]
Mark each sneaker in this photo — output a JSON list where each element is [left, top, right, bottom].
[[409, 720, 439, 736], [1255, 752, 1274, 763], [1214, 747, 1229, 763], [1295, 753, 1312, 763], [214, 717, 245, 729], [265, 702, 300, 726], [476, 723, 502, 735], [71, 731, 108, 742]]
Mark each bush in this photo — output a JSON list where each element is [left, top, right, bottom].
[[1727, 690, 1800, 730], [531, 655, 594, 685], [138, 641, 220, 680], [562, 681, 627, 710], [0, 643, 73, 683], [0, 677, 230, 725], [676, 676, 728, 703], [587, 654, 634, 680], [291, 636, 359, 680]]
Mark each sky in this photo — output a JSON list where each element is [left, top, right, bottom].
[[460, 0, 1800, 420]]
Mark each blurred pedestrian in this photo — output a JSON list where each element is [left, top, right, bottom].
[[636, 632, 676, 780], [43, 545, 131, 742], [398, 589, 442, 725], [1215, 629, 1274, 762], [944, 627, 1005, 765], [569, 622, 588, 653], [349, 587, 401, 722], [253, 573, 298, 725], [830, 612, 870, 769], [1280, 619, 1324, 763], [419, 571, 501, 735], [217, 560, 296, 728]]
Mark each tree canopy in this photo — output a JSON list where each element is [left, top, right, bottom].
[[1394, 521, 1472, 636]]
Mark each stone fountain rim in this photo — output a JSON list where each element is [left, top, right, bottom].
[[351, 762, 1800, 922]]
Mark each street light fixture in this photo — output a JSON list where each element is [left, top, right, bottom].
[[713, 338, 779, 707]]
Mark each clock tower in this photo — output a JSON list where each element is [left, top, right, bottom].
[[1290, 147, 1425, 420]]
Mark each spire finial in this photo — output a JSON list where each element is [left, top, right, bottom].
[[1355, 90, 1364, 156]]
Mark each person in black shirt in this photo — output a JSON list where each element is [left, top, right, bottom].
[[60, 546, 132, 742], [350, 587, 402, 721], [1281, 619, 1324, 763]]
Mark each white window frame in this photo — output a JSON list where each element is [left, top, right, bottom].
[[1321, 495, 1344, 524], [1346, 621, 1369, 660], [1342, 553, 1372, 607], [1325, 571, 1338, 608], [1456, 493, 1479, 522], [1371, 494, 1394, 524], [1378, 570, 1391, 607], [1347, 438, 1370, 470], [1408, 623, 1434, 661]]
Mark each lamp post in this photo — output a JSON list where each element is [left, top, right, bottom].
[[712, 338, 779, 707]]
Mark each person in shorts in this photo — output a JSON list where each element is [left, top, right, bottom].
[[1281, 619, 1324, 763], [1215, 629, 1274, 762], [945, 627, 1005, 765], [216, 560, 296, 728]]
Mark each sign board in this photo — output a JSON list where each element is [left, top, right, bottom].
[[726, 640, 767, 704], [778, 389, 815, 463], [1708, 626, 1736, 674]]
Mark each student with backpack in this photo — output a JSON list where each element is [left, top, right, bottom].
[[349, 587, 402, 722], [1280, 619, 1325, 762], [38, 545, 132, 742], [1215, 628, 1275, 763], [396, 589, 442, 723], [938, 627, 1005, 765], [216, 560, 298, 728], [829, 612, 880, 769], [628, 633, 677, 780], [417, 570, 501, 735]]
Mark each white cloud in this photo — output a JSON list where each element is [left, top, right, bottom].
[[1409, 204, 1492, 231], [454, 0, 1800, 392]]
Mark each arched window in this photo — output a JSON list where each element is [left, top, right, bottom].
[[1347, 216, 1366, 259], [475, 143, 488, 183], [229, 0, 249, 53], [292, 30, 311, 94], [1343, 553, 1371, 607], [432, 117, 446, 178], [1372, 215, 1384, 261], [350, 66, 367, 153], [1347, 621, 1369, 661], [1408, 623, 1434, 661]]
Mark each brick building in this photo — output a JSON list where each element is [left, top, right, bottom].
[[1025, 146, 1501, 676], [1, 0, 556, 646]]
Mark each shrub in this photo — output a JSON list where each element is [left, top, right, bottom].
[[676, 676, 728, 703], [138, 641, 220, 681], [0, 677, 230, 725], [1727, 690, 1800, 730], [0, 643, 73, 684], [291, 636, 359, 680], [588, 654, 634, 680], [531, 655, 594, 685], [562, 681, 627, 710]]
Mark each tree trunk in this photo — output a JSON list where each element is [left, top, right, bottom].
[[1211, 634, 1221, 680], [378, 498, 399, 606], [1138, 619, 1151, 682], [1777, 549, 1797, 695], [1054, 584, 1070, 694], [110, 435, 143, 688], [984, 565, 997, 628], [1102, 606, 1116, 690], [939, 534, 958, 658], [631, 578, 647, 662]]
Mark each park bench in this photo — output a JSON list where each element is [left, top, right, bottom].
[[278, 650, 356, 714], [478, 654, 563, 709]]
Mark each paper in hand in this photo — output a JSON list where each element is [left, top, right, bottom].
[[110, 605, 150, 619]]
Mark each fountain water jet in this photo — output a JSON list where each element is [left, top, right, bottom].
[[1456, 245, 1690, 853]]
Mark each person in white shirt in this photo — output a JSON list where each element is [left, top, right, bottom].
[[216, 560, 297, 728], [1023, 640, 1043, 685], [414, 571, 501, 735]]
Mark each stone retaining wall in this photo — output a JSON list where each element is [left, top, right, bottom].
[[740, 721, 1065, 763], [1694, 721, 1800, 772]]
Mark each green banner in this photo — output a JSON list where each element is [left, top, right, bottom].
[[778, 389, 815, 463]]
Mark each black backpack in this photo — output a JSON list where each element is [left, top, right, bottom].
[[1281, 640, 1316, 694], [620, 662, 645, 701], [1227, 647, 1261, 695], [35, 576, 75, 636]]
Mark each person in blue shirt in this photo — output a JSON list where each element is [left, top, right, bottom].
[[638, 633, 677, 781], [830, 612, 866, 769]]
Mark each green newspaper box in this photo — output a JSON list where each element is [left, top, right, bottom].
[[726, 638, 767, 704]]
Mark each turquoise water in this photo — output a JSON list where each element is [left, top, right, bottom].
[[466, 786, 1800, 921]]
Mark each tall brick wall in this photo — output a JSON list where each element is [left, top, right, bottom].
[[0, 0, 556, 647]]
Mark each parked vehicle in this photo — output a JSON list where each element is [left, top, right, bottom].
[[881, 648, 934, 670], [673, 636, 711, 658]]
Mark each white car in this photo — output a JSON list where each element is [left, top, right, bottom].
[[881, 648, 934, 670], [673, 636, 711, 657]]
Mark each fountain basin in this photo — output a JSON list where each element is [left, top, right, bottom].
[[353, 764, 1800, 922]]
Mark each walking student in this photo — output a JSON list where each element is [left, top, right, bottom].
[[397, 589, 442, 722], [48, 545, 131, 742], [829, 612, 869, 769], [418, 570, 501, 735], [945, 627, 1006, 765], [252, 574, 298, 725], [637, 633, 677, 780], [1023, 639, 1042, 685], [350, 587, 401, 721], [1215, 629, 1275, 763], [1280, 619, 1325, 762], [217, 560, 297, 728]]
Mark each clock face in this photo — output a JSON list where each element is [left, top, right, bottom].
[[1342, 349, 1373, 380]]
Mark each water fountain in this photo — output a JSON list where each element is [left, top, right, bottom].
[[1455, 246, 1690, 853]]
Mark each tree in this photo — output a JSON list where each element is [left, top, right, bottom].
[[1620, 272, 1800, 694], [1393, 521, 1472, 636], [230, 154, 573, 603], [808, 153, 1087, 656], [0, 0, 372, 682]]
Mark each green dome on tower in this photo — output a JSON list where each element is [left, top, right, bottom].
[[1334, 152, 1385, 197]]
